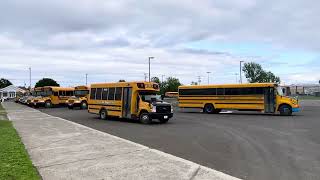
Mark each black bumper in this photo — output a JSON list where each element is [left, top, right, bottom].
[[33, 102, 45, 107], [149, 113, 173, 120], [68, 103, 81, 107]]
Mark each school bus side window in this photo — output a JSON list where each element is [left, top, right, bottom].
[[90, 88, 96, 99], [108, 88, 115, 100], [102, 88, 108, 100], [96, 88, 102, 100], [217, 88, 224, 95], [115, 87, 122, 100], [59, 91, 65, 96], [66, 91, 73, 96], [53, 91, 58, 96]]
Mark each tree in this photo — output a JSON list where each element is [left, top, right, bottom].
[[163, 77, 182, 93], [151, 77, 160, 84], [243, 62, 280, 83], [191, 81, 198, 85], [0, 78, 12, 88], [35, 78, 60, 88], [118, 79, 126, 82]]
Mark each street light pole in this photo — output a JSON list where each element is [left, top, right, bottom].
[[161, 75, 165, 83], [148, 57, 154, 82], [206, 72, 211, 84], [240, 61, 244, 84]]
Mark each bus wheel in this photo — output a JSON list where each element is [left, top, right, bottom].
[[45, 101, 52, 108], [68, 105, 73, 109], [204, 104, 214, 114], [279, 105, 292, 116], [99, 109, 107, 120], [140, 113, 152, 124], [80, 101, 88, 109]]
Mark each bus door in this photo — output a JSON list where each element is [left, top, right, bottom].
[[122, 87, 132, 118], [264, 88, 275, 113]]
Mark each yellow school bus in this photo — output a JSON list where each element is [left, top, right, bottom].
[[178, 83, 300, 116], [88, 82, 173, 124], [66, 85, 89, 109], [27, 87, 44, 106], [33, 86, 75, 108]]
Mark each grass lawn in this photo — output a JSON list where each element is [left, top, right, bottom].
[[0, 104, 40, 180]]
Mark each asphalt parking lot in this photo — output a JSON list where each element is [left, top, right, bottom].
[[39, 100, 320, 180]]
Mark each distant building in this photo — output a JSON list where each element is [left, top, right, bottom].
[[0, 85, 27, 101], [288, 84, 320, 95]]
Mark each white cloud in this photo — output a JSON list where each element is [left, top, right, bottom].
[[0, 0, 319, 86]]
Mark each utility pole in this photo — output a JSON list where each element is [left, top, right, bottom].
[[161, 75, 165, 83], [85, 73, 88, 86], [29, 67, 31, 90], [148, 57, 154, 82], [144, 73, 148, 82], [206, 72, 211, 84], [240, 60, 244, 84], [197, 76, 201, 85]]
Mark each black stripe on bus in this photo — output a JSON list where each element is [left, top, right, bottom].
[[215, 102, 264, 104], [88, 103, 121, 107], [89, 107, 121, 112], [179, 99, 263, 101]]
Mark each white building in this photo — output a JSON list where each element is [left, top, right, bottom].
[[0, 85, 27, 101]]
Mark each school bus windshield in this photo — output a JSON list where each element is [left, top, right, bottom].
[[139, 91, 162, 103], [276, 87, 284, 96], [75, 90, 89, 96]]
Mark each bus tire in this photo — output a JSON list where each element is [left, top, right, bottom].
[[45, 101, 52, 108], [204, 104, 215, 114], [68, 105, 73, 109], [80, 101, 88, 109], [279, 104, 292, 116], [99, 109, 107, 120], [139, 113, 152, 124]]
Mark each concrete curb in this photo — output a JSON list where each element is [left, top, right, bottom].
[[3, 102, 241, 180]]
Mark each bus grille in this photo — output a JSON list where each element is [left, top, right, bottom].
[[34, 100, 38, 102], [69, 100, 74, 103], [156, 106, 171, 113]]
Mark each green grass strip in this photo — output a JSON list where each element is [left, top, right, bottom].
[[0, 106, 40, 180]]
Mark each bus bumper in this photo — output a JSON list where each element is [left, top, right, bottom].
[[292, 107, 301, 112], [149, 113, 173, 120], [34, 102, 45, 107]]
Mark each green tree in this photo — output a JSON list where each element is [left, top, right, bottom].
[[243, 62, 280, 83], [0, 78, 12, 88], [118, 79, 126, 82], [151, 77, 160, 84], [163, 77, 182, 93], [35, 78, 60, 88]]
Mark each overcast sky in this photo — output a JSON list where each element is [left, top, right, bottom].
[[1, 0, 319, 87]]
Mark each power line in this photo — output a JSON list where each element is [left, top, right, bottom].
[[197, 76, 201, 85]]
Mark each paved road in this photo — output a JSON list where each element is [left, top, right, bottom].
[[39, 100, 320, 180]]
